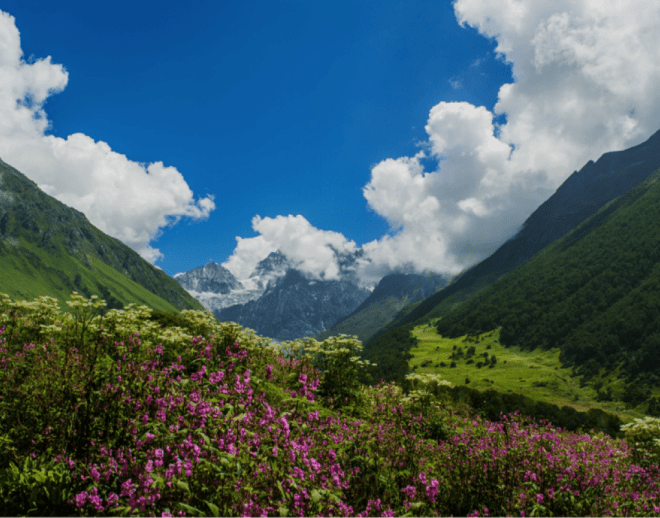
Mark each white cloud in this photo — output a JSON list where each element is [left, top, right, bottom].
[[218, 0, 660, 292], [448, 77, 462, 89], [222, 214, 365, 283], [352, 0, 660, 283], [4, 2, 658, 294], [0, 10, 215, 264]]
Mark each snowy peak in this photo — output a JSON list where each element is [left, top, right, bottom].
[[249, 250, 290, 278], [245, 251, 292, 291], [174, 262, 243, 294]]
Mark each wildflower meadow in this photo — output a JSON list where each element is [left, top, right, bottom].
[[1, 292, 660, 516]]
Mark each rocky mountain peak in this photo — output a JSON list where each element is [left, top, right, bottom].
[[174, 262, 243, 295], [249, 250, 290, 278]]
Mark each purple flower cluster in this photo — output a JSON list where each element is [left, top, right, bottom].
[[3, 314, 660, 517]]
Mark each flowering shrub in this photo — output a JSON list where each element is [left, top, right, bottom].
[[0, 292, 660, 516]]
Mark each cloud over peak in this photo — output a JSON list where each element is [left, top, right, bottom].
[[3, 1, 659, 293], [213, 1, 660, 293]]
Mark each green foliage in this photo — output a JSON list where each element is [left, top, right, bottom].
[[0, 453, 77, 516], [433, 166, 660, 410], [359, 324, 418, 392], [441, 384, 623, 438], [620, 416, 660, 467], [275, 334, 378, 416], [2, 290, 660, 517]]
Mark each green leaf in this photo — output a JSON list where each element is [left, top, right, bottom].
[[197, 431, 211, 444], [276, 480, 286, 499], [279, 506, 290, 517], [178, 502, 206, 516], [151, 474, 166, 489], [205, 500, 220, 516], [176, 480, 191, 493], [310, 489, 321, 504]]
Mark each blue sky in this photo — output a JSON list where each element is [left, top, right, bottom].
[[0, 1, 658, 290]]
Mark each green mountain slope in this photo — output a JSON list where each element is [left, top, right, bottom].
[[365, 127, 660, 345], [313, 271, 450, 345], [434, 165, 660, 410], [0, 157, 205, 315], [314, 292, 428, 345]]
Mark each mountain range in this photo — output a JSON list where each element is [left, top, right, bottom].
[[4, 120, 660, 415], [170, 128, 660, 364], [174, 247, 453, 346], [172, 251, 291, 314]]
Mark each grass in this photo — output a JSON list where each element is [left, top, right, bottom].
[[408, 318, 644, 425], [3, 292, 660, 516], [0, 237, 196, 317]]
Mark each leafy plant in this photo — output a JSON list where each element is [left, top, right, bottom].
[[2, 292, 660, 517]]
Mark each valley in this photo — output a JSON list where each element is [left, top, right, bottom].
[[407, 318, 643, 425]]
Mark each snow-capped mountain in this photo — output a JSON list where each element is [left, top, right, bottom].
[[173, 251, 293, 313], [247, 250, 291, 290], [173, 262, 243, 294], [173, 248, 374, 345], [213, 266, 371, 344], [173, 248, 457, 354]]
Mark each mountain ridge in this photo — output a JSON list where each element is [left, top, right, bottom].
[[428, 163, 660, 411], [365, 127, 660, 346], [313, 270, 452, 345], [0, 157, 205, 315], [213, 266, 371, 342]]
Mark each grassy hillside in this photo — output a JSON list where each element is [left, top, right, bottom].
[[433, 166, 660, 412], [313, 293, 428, 345], [0, 157, 205, 315], [0, 241, 189, 316], [359, 165, 660, 419], [408, 318, 641, 426]]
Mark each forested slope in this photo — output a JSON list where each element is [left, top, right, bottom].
[[364, 127, 660, 347], [435, 166, 660, 405]]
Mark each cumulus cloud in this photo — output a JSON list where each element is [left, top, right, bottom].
[[222, 0, 660, 291], [354, 0, 660, 282], [4, 2, 658, 293], [222, 214, 365, 283], [0, 10, 214, 264]]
